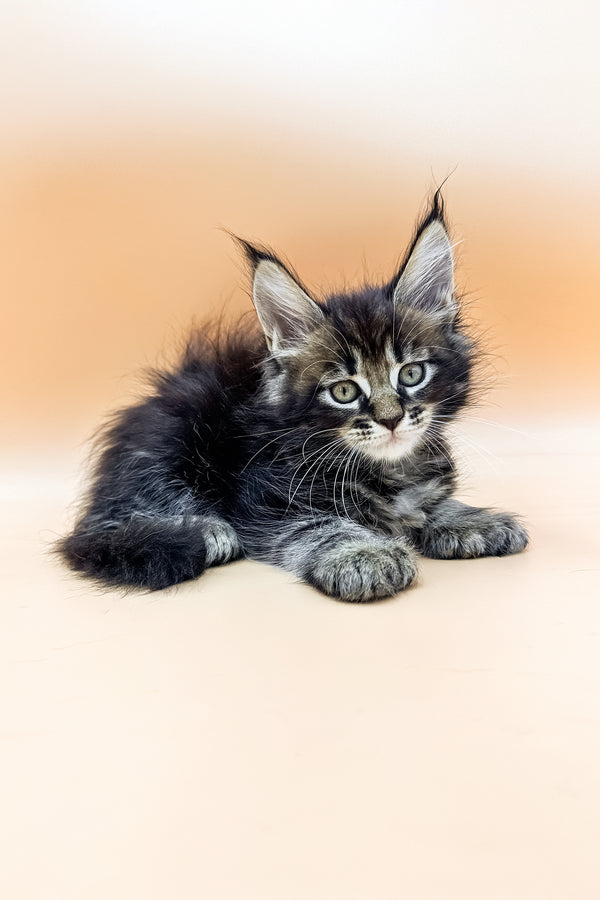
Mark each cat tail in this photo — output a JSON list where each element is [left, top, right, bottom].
[[57, 516, 209, 591]]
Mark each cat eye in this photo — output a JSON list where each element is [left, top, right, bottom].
[[398, 362, 425, 387], [330, 380, 361, 404]]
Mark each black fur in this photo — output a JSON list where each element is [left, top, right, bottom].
[[58, 202, 528, 600]]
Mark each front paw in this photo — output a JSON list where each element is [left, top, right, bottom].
[[304, 538, 418, 602], [420, 507, 529, 559], [199, 516, 243, 567]]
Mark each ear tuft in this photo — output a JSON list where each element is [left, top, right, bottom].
[[249, 254, 325, 351], [393, 216, 456, 317]]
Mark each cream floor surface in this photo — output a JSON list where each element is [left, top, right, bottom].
[[2, 424, 599, 900]]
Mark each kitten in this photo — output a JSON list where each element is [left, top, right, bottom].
[[58, 197, 528, 601]]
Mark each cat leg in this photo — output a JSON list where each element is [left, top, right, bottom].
[[418, 499, 528, 559], [246, 515, 418, 602]]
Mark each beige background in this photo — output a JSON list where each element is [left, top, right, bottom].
[[1, 2, 599, 898]]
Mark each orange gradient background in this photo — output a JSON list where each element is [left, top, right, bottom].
[[2, 1, 599, 452]]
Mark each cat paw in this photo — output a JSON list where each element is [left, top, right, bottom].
[[420, 509, 529, 559], [200, 517, 243, 566], [304, 538, 418, 602]]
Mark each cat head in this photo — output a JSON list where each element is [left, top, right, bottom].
[[243, 203, 474, 463]]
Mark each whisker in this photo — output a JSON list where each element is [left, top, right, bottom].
[[287, 436, 347, 508], [240, 426, 304, 472]]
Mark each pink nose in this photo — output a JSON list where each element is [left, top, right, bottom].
[[377, 415, 403, 432]]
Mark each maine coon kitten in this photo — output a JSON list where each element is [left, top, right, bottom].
[[58, 198, 528, 601]]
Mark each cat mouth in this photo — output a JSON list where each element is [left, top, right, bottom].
[[380, 429, 404, 444], [378, 431, 415, 453], [354, 427, 423, 461], [376, 424, 422, 446]]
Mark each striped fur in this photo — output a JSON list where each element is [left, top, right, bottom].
[[58, 201, 528, 600]]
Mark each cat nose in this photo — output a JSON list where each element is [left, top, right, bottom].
[[377, 415, 403, 432]]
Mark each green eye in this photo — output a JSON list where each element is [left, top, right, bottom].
[[330, 380, 360, 403], [399, 362, 425, 387]]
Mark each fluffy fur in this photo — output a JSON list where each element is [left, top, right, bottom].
[[58, 198, 528, 601]]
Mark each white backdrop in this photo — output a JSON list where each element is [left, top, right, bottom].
[[2, 0, 598, 180]]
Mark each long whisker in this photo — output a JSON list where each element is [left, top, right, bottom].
[[288, 436, 347, 508], [332, 444, 355, 521], [456, 415, 533, 437], [240, 426, 304, 472], [340, 446, 359, 521]]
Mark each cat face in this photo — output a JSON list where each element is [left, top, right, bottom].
[[302, 331, 440, 462], [267, 302, 469, 463], [246, 209, 473, 463]]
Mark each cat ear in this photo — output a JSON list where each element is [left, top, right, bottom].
[[248, 250, 325, 351], [393, 218, 456, 317]]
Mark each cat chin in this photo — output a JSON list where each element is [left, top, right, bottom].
[[354, 431, 423, 463]]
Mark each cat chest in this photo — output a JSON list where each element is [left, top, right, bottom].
[[370, 476, 449, 531]]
